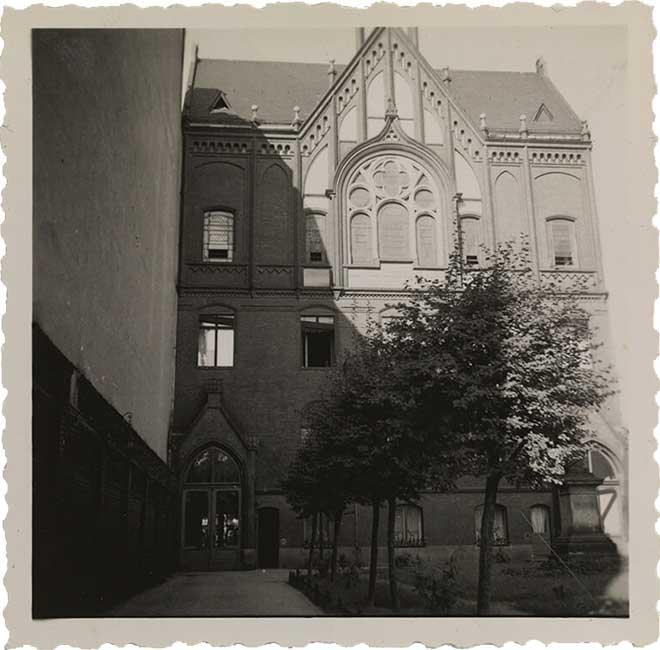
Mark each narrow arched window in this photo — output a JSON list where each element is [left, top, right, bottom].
[[378, 202, 410, 261], [305, 213, 326, 264], [350, 213, 372, 264], [474, 504, 509, 545], [460, 216, 481, 266], [416, 215, 437, 267], [547, 217, 577, 267], [203, 210, 234, 262]]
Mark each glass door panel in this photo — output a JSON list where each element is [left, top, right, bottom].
[[214, 490, 240, 548], [184, 490, 210, 549]]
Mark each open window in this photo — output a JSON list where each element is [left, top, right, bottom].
[[203, 210, 234, 262], [198, 312, 235, 367], [301, 313, 334, 368]]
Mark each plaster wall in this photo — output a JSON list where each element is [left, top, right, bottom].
[[33, 29, 184, 459]]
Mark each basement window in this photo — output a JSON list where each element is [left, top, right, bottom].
[[301, 314, 334, 368]]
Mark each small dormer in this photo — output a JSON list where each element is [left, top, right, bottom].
[[210, 90, 232, 114]]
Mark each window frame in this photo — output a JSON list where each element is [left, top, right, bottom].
[[202, 209, 235, 263], [459, 214, 482, 267], [474, 503, 510, 546], [546, 215, 578, 269], [304, 210, 328, 267], [197, 311, 236, 368], [300, 311, 335, 369], [394, 503, 425, 548]]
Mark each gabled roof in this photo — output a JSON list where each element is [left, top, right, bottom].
[[188, 59, 345, 125], [185, 57, 582, 134], [446, 69, 582, 134]]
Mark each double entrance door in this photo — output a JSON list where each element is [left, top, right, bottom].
[[181, 487, 241, 570]]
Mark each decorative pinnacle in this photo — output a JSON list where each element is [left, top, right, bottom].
[[479, 112, 488, 134], [441, 66, 451, 84], [519, 114, 528, 138], [292, 105, 302, 129], [385, 97, 398, 119], [328, 59, 337, 87], [251, 104, 259, 121], [581, 120, 591, 140], [536, 57, 546, 75]]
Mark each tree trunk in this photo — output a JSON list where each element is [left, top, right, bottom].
[[387, 497, 400, 611], [307, 512, 318, 578], [330, 510, 343, 582], [366, 500, 380, 606], [477, 473, 502, 615]]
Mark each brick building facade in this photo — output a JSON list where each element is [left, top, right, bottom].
[[173, 27, 627, 570]]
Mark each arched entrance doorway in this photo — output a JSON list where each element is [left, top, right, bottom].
[[181, 446, 242, 570]]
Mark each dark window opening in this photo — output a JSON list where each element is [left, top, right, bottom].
[[465, 254, 479, 266], [309, 251, 323, 263], [301, 315, 334, 368]]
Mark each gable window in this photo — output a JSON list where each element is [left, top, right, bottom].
[[301, 314, 334, 368], [547, 217, 577, 267], [203, 210, 234, 262], [416, 215, 437, 267], [346, 156, 443, 267], [474, 504, 509, 545], [305, 213, 325, 264], [460, 216, 481, 266], [198, 313, 235, 367], [394, 504, 424, 547]]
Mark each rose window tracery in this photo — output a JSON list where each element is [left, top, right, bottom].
[[346, 156, 442, 266]]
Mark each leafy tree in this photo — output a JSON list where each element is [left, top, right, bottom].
[[386, 241, 613, 614], [302, 331, 455, 609]]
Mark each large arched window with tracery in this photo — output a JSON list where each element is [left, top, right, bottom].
[[346, 156, 443, 267]]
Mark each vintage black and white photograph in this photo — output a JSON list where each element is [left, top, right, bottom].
[[9, 2, 654, 643]]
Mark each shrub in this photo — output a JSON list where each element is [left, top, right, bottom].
[[394, 551, 415, 568], [411, 556, 459, 614]]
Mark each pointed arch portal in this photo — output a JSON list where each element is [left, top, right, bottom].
[[181, 446, 243, 570]]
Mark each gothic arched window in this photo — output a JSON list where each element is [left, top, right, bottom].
[[346, 156, 443, 267]]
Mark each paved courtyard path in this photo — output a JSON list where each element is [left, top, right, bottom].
[[107, 569, 323, 617]]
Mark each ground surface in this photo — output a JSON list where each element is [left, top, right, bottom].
[[107, 569, 322, 617]]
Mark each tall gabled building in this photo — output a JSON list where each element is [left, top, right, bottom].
[[173, 27, 626, 570]]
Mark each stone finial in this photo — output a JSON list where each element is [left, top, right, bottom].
[[519, 114, 528, 138], [581, 120, 591, 141], [292, 105, 302, 129], [328, 59, 337, 87], [479, 112, 488, 135], [385, 97, 398, 119], [355, 27, 365, 50], [536, 57, 547, 75], [441, 66, 451, 84], [251, 104, 259, 121]]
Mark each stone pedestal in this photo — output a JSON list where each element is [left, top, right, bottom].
[[554, 468, 618, 556]]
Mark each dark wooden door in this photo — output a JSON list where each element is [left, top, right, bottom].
[[258, 507, 279, 568]]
